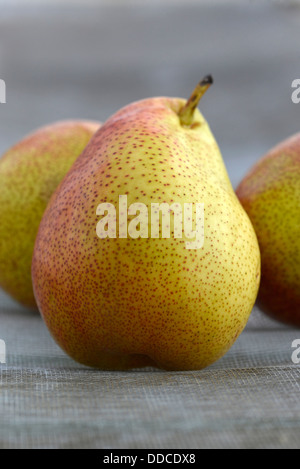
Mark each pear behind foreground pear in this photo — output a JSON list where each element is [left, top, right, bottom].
[[32, 79, 261, 370], [236, 133, 300, 326], [0, 120, 101, 309]]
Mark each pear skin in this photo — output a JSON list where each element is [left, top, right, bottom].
[[0, 120, 101, 309], [236, 133, 300, 327], [32, 80, 260, 370]]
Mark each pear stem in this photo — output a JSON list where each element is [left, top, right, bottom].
[[179, 75, 213, 126]]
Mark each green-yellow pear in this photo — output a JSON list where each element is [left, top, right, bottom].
[[236, 133, 300, 327], [32, 78, 261, 370], [0, 120, 101, 309]]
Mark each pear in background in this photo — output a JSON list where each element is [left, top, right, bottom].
[[32, 78, 260, 370], [0, 120, 101, 309], [236, 133, 300, 326]]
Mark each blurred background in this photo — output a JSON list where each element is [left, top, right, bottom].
[[1, 1, 300, 185], [0, 1, 299, 209]]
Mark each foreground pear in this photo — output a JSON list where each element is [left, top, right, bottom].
[[32, 78, 260, 370], [236, 133, 300, 326], [0, 120, 101, 309]]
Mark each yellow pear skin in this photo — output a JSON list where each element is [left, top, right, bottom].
[[0, 120, 101, 309], [236, 133, 300, 327], [32, 79, 261, 370]]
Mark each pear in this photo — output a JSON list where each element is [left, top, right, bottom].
[[236, 133, 300, 327], [32, 78, 261, 370], [0, 120, 101, 309]]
